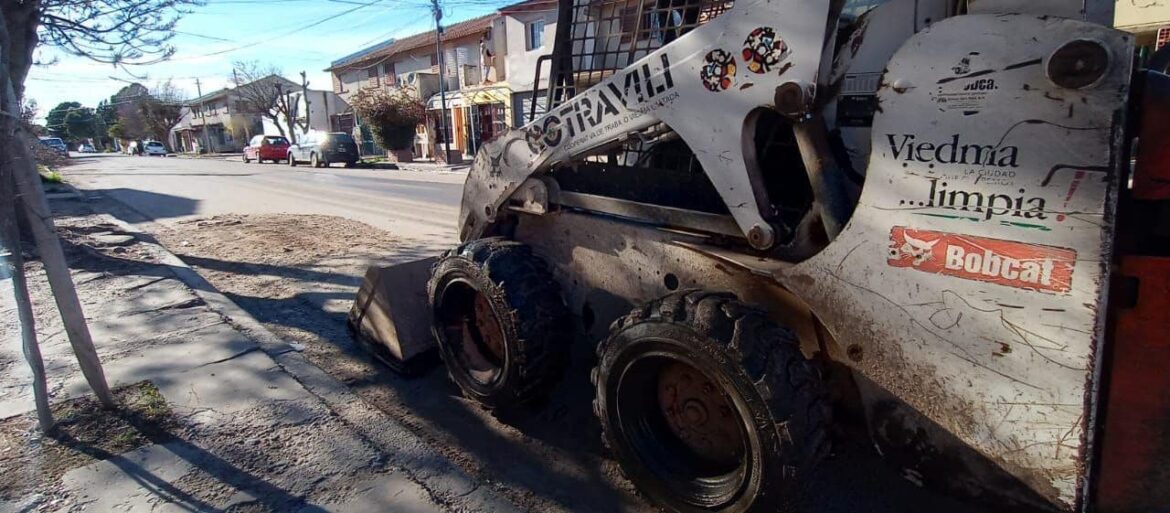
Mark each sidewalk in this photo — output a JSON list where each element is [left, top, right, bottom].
[[172, 152, 242, 161], [0, 193, 516, 512]]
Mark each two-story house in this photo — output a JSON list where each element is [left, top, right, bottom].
[[171, 75, 347, 154], [325, 0, 561, 162], [326, 14, 500, 162], [498, 0, 557, 127], [171, 87, 256, 153]]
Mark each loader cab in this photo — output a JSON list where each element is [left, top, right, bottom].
[[535, 0, 828, 259]]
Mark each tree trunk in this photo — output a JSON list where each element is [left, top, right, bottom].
[[269, 115, 286, 137], [1, 1, 40, 103], [2, 4, 114, 407], [2, 0, 57, 428], [0, 179, 53, 431]]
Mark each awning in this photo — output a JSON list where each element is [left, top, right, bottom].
[[427, 85, 511, 110], [427, 92, 464, 110]]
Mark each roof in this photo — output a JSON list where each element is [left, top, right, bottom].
[[331, 38, 397, 67], [188, 87, 231, 105], [326, 13, 495, 72], [498, 0, 557, 14], [185, 75, 299, 106]]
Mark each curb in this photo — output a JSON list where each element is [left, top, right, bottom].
[[76, 192, 519, 513], [42, 180, 86, 201]]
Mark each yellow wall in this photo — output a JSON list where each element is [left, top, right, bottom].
[[1115, 1, 1170, 39]]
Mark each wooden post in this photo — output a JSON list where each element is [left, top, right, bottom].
[[9, 135, 115, 408], [1, 151, 54, 431]]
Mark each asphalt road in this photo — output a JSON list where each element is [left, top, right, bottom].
[[61, 153, 465, 245]]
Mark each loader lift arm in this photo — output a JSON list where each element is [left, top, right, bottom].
[[458, 0, 835, 250]]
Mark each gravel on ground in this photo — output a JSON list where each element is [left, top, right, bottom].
[[152, 213, 652, 513]]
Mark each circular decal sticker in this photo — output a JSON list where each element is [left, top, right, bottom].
[[742, 27, 788, 74], [700, 49, 736, 92]]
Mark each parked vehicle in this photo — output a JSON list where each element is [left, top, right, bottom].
[[142, 141, 167, 156], [39, 137, 68, 157], [77, 143, 96, 153], [287, 131, 359, 168], [243, 135, 290, 164], [125, 141, 142, 155]]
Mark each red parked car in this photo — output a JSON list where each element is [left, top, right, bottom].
[[243, 135, 290, 164]]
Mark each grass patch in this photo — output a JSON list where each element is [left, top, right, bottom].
[[0, 381, 178, 500], [38, 164, 63, 184]]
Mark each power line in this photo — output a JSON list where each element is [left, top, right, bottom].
[[171, 0, 385, 60]]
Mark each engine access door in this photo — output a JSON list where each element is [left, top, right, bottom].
[[782, 15, 1133, 511]]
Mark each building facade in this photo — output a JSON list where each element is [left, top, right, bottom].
[[1114, 1, 1170, 61], [170, 88, 261, 153], [171, 75, 346, 154], [325, 0, 559, 162]]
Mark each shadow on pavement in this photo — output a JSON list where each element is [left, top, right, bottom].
[[82, 189, 201, 222]]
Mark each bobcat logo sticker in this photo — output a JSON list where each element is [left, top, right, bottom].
[[888, 227, 1077, 294], [893, 232, 940, 266]]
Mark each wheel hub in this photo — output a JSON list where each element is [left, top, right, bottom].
[[472, 294, 506, 362], [657, 362, 745, 464]]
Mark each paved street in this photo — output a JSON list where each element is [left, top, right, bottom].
[[63, 153, 465, 245]]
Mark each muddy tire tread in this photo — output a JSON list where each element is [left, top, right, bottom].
[[430, 237, 571, 409], [594, 290, 830, 512]]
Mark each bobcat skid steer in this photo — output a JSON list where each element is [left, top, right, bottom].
[[348, 0, 1170, 511]]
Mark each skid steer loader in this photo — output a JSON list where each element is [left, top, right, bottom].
[[348, 0, 1170, 511]]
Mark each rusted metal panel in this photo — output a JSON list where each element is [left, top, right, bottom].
[[773, 15, 1133, 510], [1133, 72, 1170, 201], [1095, 257, 1170, 513]]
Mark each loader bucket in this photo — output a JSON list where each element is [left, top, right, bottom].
[[347, 257, 439, 375]]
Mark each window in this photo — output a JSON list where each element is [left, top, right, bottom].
[[367, 67, 379, 88], [526, 20, 545, 50], [382, 62, 396, 86]]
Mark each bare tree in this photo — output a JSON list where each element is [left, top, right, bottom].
[[138, 80, 185, 146], [2, 0, 202, 428], [230, 60, 295, 139]]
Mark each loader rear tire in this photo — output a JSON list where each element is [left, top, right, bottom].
[[594, 290, 829, 513], [428, 238, 572, 410]]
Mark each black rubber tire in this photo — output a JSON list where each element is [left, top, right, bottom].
[[311, 153, 320, 168], [288, 154, 297, 167], [243, 154, 251, 163], [594, 290, 829, 513], [427, 237, 572, 410]]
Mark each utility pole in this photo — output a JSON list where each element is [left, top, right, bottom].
[[232, 69, 249, 141], [195, 78, 212, 153], [432, 0, 452, 163]]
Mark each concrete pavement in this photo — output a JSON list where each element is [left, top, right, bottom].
[[0, 193, 517, 513]]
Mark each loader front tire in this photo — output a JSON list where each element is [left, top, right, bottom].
[[428, 238, 572, 410], [594, 290, 829, 513]]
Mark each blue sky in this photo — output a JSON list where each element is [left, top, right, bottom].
[[25, 0, 503, 121]]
